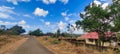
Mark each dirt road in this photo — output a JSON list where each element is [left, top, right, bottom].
[[12, 36, 53, 54]]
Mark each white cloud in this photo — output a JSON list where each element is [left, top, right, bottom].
[[45, 22, 50, 26], [0, 6, 15, 19], [33, 7, 48, 17], [91, 0, 110, 10], [58, 21, 66, 30], [81, 12, 86, 15], [59, 0, 69, 4], [42, 0, 56, 4], [73, 28, 84, 34], [0, 20, 30, 28], [20, 24, 30, 28], [61, 12, 67, 17], [65, 17, 69, 21], [0, 12, 13, 19], [39, 0, 69, 5], [18, 20, 26, 25], [101, 0, 113, 4], [69, 20, 76, 24], [0, 20, 25, 25], [6, 0, 30, 5], [61, 11, 71, 22], [102, 3, 109, 9], [93, 0, 102, 6], [23, 14, 32, 18], [101, 0, 106, 1], [0, 20, 17, 25]]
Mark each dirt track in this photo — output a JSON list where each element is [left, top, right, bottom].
[[12, 36, 53, 54]]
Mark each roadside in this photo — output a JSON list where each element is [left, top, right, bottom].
[[0, 35, 28, 54], [36, 36, 115, 54]]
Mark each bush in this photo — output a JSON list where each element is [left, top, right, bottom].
[[115, 47, 120, 54], [51, 39, 61, 44], [44, 37, 48, 40]]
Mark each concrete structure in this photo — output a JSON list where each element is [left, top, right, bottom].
[[77, 32, 115, 47]]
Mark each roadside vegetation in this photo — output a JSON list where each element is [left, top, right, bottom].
[[0, 35, 24, 48], [37, 36, 115, 54], [0, 25, 27, 54]]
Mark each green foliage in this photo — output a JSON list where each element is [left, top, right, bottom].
[[28, 29, 43, 36], [0, 25, 25, 35], [0, 25, 7, 35], [75, 0, 120, 48], [76, 1, 120, 36], [117, 33, 120, 42], [7, 25, 25, 35], [51, 39, 61, 44], [55, 29, 60, 38], [67, 24, 75, 34], [115, 47, 120, 54]]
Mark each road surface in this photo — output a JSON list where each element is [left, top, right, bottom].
[[12, 36, 53, 54]]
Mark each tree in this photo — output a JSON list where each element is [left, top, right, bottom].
[[0, 25, 6, 35], [7, 25, 25, 35], [45, 32, 54, 36], [28, 29, 43, 36], [0, 25, 6, 30], [75, 0, 120, 49], [56, 29, 60, 38], [67, 24, 75, 34]]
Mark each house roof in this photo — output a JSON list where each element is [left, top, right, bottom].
[[79, 32, 115, 39]]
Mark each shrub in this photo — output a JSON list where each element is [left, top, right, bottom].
[[51, 39, 61, 44]]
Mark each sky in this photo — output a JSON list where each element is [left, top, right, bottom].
[[0, 0, 111, 34]]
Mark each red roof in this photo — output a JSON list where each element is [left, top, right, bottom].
[[80, 32, 115, 39]]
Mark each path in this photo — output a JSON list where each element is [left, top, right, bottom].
[[12, 36, 53, 54]]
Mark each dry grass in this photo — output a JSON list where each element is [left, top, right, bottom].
[[36, 36, 115, 54], [0, 35, 28, 54], [0, 35, 23, 48]]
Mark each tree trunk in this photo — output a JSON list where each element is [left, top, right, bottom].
[[102, 41, 105, 50]]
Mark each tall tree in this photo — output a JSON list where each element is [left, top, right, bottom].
[[56, 29, 60, 38], [0, 25, 6, 35], [0, 25, 6, 30], [67, 24, 75, 34], [75, 1, 120, 48], [8, 25, 25, 35], [28, 29, 43, 36]]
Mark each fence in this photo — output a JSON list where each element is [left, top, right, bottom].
[[58, 37, 114, 51]]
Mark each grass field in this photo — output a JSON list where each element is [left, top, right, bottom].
[[36, 36, 116, 54], [0, 35, 22, 48], [0, 35, 28, 54]]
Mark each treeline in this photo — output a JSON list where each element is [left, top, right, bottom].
[[0, 25, 80, 37], [32, 29, 80, 38], [0, 25, 25, 35], [28, 29, 43, 36], [46, 32, 79, 38]]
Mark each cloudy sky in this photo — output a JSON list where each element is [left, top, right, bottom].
[[0, 0, 111, 34]]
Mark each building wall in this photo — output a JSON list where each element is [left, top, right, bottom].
[[85, 39, 111, 47]]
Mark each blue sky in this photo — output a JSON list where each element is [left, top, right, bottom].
[[0, 0, 111, 34]]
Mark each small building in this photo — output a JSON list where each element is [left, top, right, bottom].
[[77, 32, 115, 47]]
